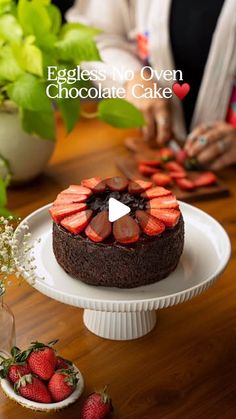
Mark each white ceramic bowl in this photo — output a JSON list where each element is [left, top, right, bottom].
[[0, 366, 84, 412]]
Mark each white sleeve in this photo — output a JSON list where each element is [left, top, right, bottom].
[[66, 0, 142, 86]]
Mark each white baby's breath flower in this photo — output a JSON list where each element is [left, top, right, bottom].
[[0, 217, 38, 295]]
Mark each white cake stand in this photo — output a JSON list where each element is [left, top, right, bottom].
[[16, 202, 231, 341]]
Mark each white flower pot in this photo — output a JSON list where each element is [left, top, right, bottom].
[[0, 106, 55, 183]]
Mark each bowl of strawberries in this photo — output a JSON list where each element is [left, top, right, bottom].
[[0, 340, 84, 412]]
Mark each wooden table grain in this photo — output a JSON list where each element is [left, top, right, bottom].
[[1, 113, 236, 419]]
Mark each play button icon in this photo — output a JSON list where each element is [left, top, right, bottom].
[[108, 198, 131, 222]]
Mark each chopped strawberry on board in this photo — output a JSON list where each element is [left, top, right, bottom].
[[137, 158, 161, 167], [141, 186, 171, 199], [147, 208, 181, 227], [165, 161, 186, 175], [138, 164, 159, 177], [85, 210, 112, 242], [62, 185, 92, 197], [136, 210, 165, 236], [48, 369, 78, 402], [81, 177, 106, 193], [151, 173, 172, 187], [15, 374, 52, 404], [176, 149, 188, 164], [49, 203, 87, 224], [61, 210, 93, 234], [146, 194, 179, 209], [106, 177, 128, 191], [194, 172, 217, 187], [128, 179, 153, 194], [53, 193, 87, 206], [176, 178, 195, 191], [158, 147, 175, 162], [113, 215, 140, 244], [81, 387, 113, 419], [169, 171, 186, 179]]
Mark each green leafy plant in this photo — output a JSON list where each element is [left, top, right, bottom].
[[0, 155, 13, 217], [0, 0, 145, 141]]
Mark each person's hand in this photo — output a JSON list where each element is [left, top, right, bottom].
[[184, 121, 236, 170], [125, 70, 173, 146]]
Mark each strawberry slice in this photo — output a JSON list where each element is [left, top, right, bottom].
[[137, 158, 161, 167], [176, 178, 195, 191], [194, 172, 217, 187], [136, 210, 165, 236], [141, 186, 172, 199], [61, 210, 93, 234], [113, 215, 140, 244], [138, 164, 159, 177], [176, 149, 188, 164], [106, 177, 128, 191], [62, 185, 92, 197], [169, 171, 186, 179], [151, 173, 172, 187], [147, 208, 180, 227], [146, 194, 179, 209], [54, 193, 87, 206], [128, 179, 153, 194], [49, 203, 87, 224], [81, 176, 106, 193], [158, 148, 175, 162], [85, 210, 112, 242], [165, 161, 186, 174]]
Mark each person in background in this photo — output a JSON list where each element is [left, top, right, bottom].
[[66, 0, 236, 171]]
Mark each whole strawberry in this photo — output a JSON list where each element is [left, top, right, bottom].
[[48, 369, 78, 402], [15, 374, 52, 403], [8, 363, 31, 384], [25, 341, 57, 381], [56, 356, 72, 370], [81, 387, 113, 419], [0, 347, 31, 384]]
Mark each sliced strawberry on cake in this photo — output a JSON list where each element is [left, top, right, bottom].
[[141, 186, 171, 199], [128, 179, 153, 194], [106, 177, 128, 191], [146, 194, 179, 209], [49, 203, 87, 224], [81, 176, 106, 193], [147, 208, 180, 227], [85, 210, 112, 242], [61, 210, 93, 234], [113, 215, 140, 244], [136, 210, 165, 236]]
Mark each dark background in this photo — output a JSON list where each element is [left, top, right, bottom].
[[52, 0, 75, 21]]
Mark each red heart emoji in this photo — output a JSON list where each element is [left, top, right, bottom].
[[172, 83, 190, 100]]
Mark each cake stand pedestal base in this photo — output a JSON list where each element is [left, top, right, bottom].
[[83, 309, 157, 340]]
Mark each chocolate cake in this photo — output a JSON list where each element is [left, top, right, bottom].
[[49, 177, 184, 288]]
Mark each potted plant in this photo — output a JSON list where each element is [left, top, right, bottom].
[[0, 0, 144, 183]]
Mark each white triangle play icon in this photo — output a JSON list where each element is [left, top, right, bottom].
[[108, 198, 130, 222]]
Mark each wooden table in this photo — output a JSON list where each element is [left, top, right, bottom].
[[1, 114, 236, 419]]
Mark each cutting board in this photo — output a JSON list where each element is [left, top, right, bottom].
[[116, 138, 230, 203]]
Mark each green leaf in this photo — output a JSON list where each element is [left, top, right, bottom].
[[57, 98, 80, 133], [98, 99, 145, 128], [56, 29, 101, 63], [60, 22, 101, 38], [17, 0, 51, 38], [0, 0, 12, 16], [21, 108, 55, 141], [12, 38, 43, 77], [0, 177, 7, 208], [46, 4, 61, 35], [0, 45, 23, 81], [7, 74, 52, 112], [0, 14, 23, 42]]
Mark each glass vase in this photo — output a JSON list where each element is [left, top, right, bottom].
[[0, 296, 16, 357]]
